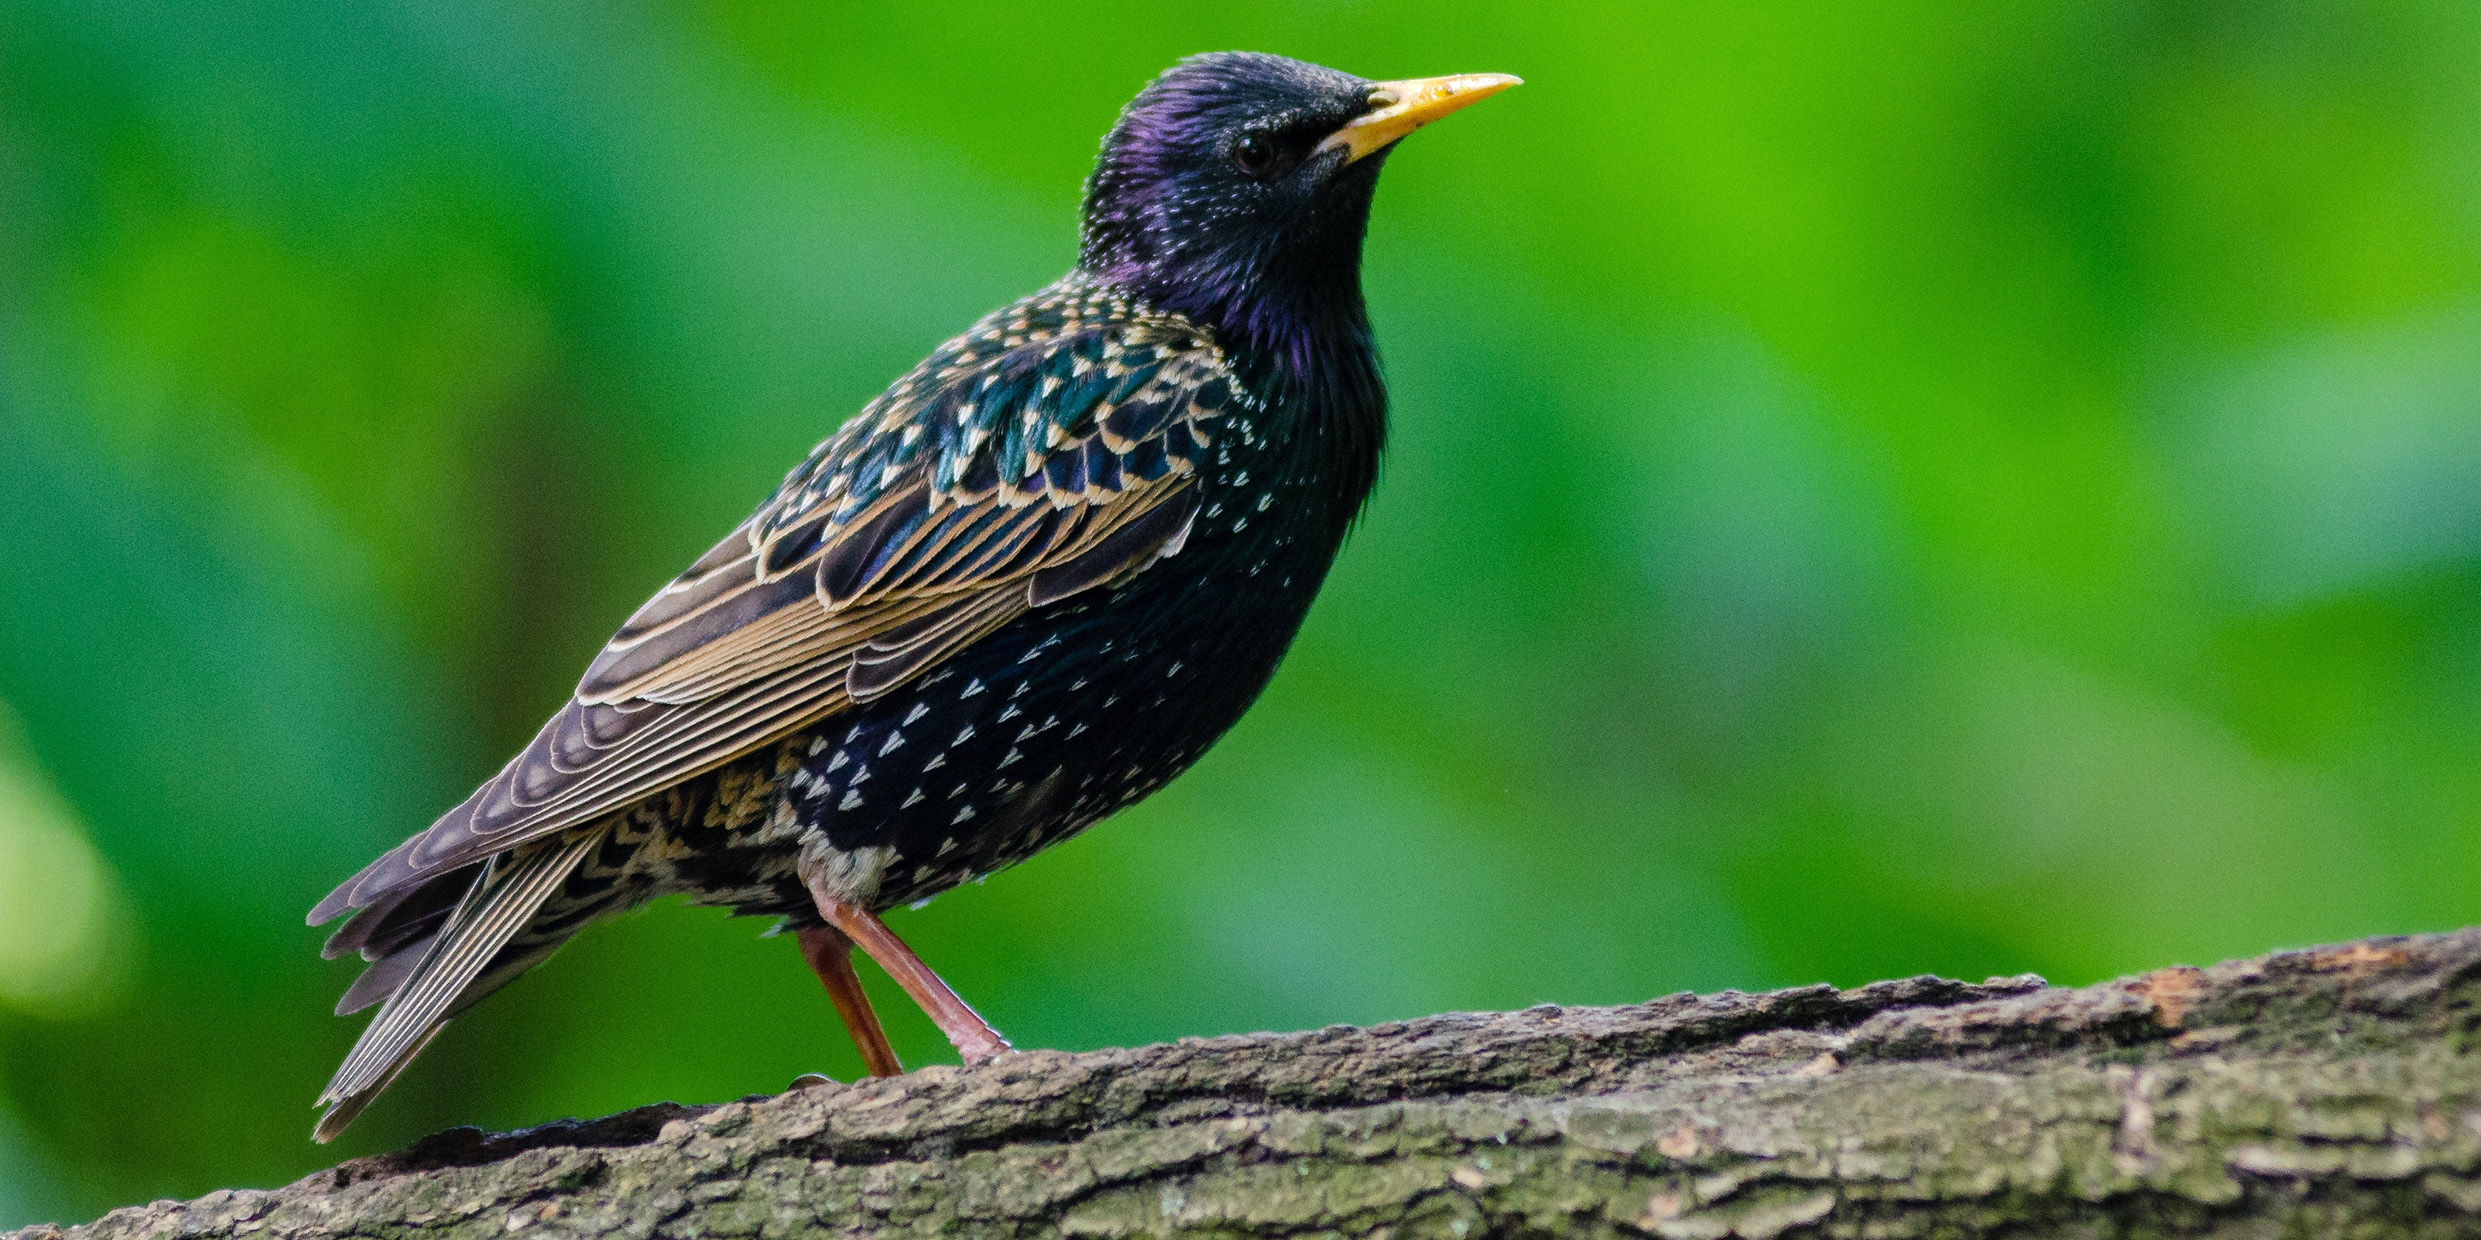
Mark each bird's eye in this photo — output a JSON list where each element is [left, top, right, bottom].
[[1231, 133, 1277, 178]]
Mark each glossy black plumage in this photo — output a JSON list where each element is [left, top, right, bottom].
[[307, 51, 1515, 1140]]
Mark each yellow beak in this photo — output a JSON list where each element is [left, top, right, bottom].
[[1317, 73, 1522, 164]]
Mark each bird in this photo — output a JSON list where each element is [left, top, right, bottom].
[[305, 51, 1518, 1142]]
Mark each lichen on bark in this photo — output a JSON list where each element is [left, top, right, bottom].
[[19, 931, 2481, 1238]]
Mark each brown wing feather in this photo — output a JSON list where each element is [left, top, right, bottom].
[[847, 587, 1029, 702], [311, 350, 1219, 927]]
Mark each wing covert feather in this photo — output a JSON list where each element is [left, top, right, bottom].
[[310, 281, 1239, 925]]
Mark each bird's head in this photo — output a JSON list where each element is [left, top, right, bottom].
[[1079, 53, 1517, 368]]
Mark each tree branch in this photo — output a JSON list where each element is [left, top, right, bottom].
[[21, 930, 2481, 1238]]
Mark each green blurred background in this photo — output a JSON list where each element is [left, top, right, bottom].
[[5, 0, 2481, 1224]]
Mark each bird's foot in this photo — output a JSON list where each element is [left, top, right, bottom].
[[787, 1072, 835, 1091], [954, 1028, 1012, 1066]]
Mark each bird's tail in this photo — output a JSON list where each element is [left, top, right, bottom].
[[313, 831, 600, 1142]]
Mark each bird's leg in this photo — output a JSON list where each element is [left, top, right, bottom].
[[795, 924, 904, 1077], [805, 883, 1011, 1065]]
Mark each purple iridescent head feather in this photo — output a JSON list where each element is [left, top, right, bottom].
[[1077, 53, 1390, 379]]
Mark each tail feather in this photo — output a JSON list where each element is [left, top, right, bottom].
[[310, 1023, 449, 1143], [314, 831, 600, 1141], [323, 863, 482, 961], [334, 931, 434, 1016]]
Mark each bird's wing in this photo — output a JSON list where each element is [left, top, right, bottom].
[[310, 294, 1236, 926]]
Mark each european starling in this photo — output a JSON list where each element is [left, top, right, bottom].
[[307, 52, 1517, 1141]]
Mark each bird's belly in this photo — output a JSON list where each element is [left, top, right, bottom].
[[665, 537, 1320, 919], [803, 601, 1295, 906]]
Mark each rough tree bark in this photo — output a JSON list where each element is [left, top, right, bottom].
[[20, 930, 2481, 1239]]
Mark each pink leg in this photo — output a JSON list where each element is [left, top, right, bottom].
[[805, 881, 1010, 1065], [796, 925, 904, 1078]]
